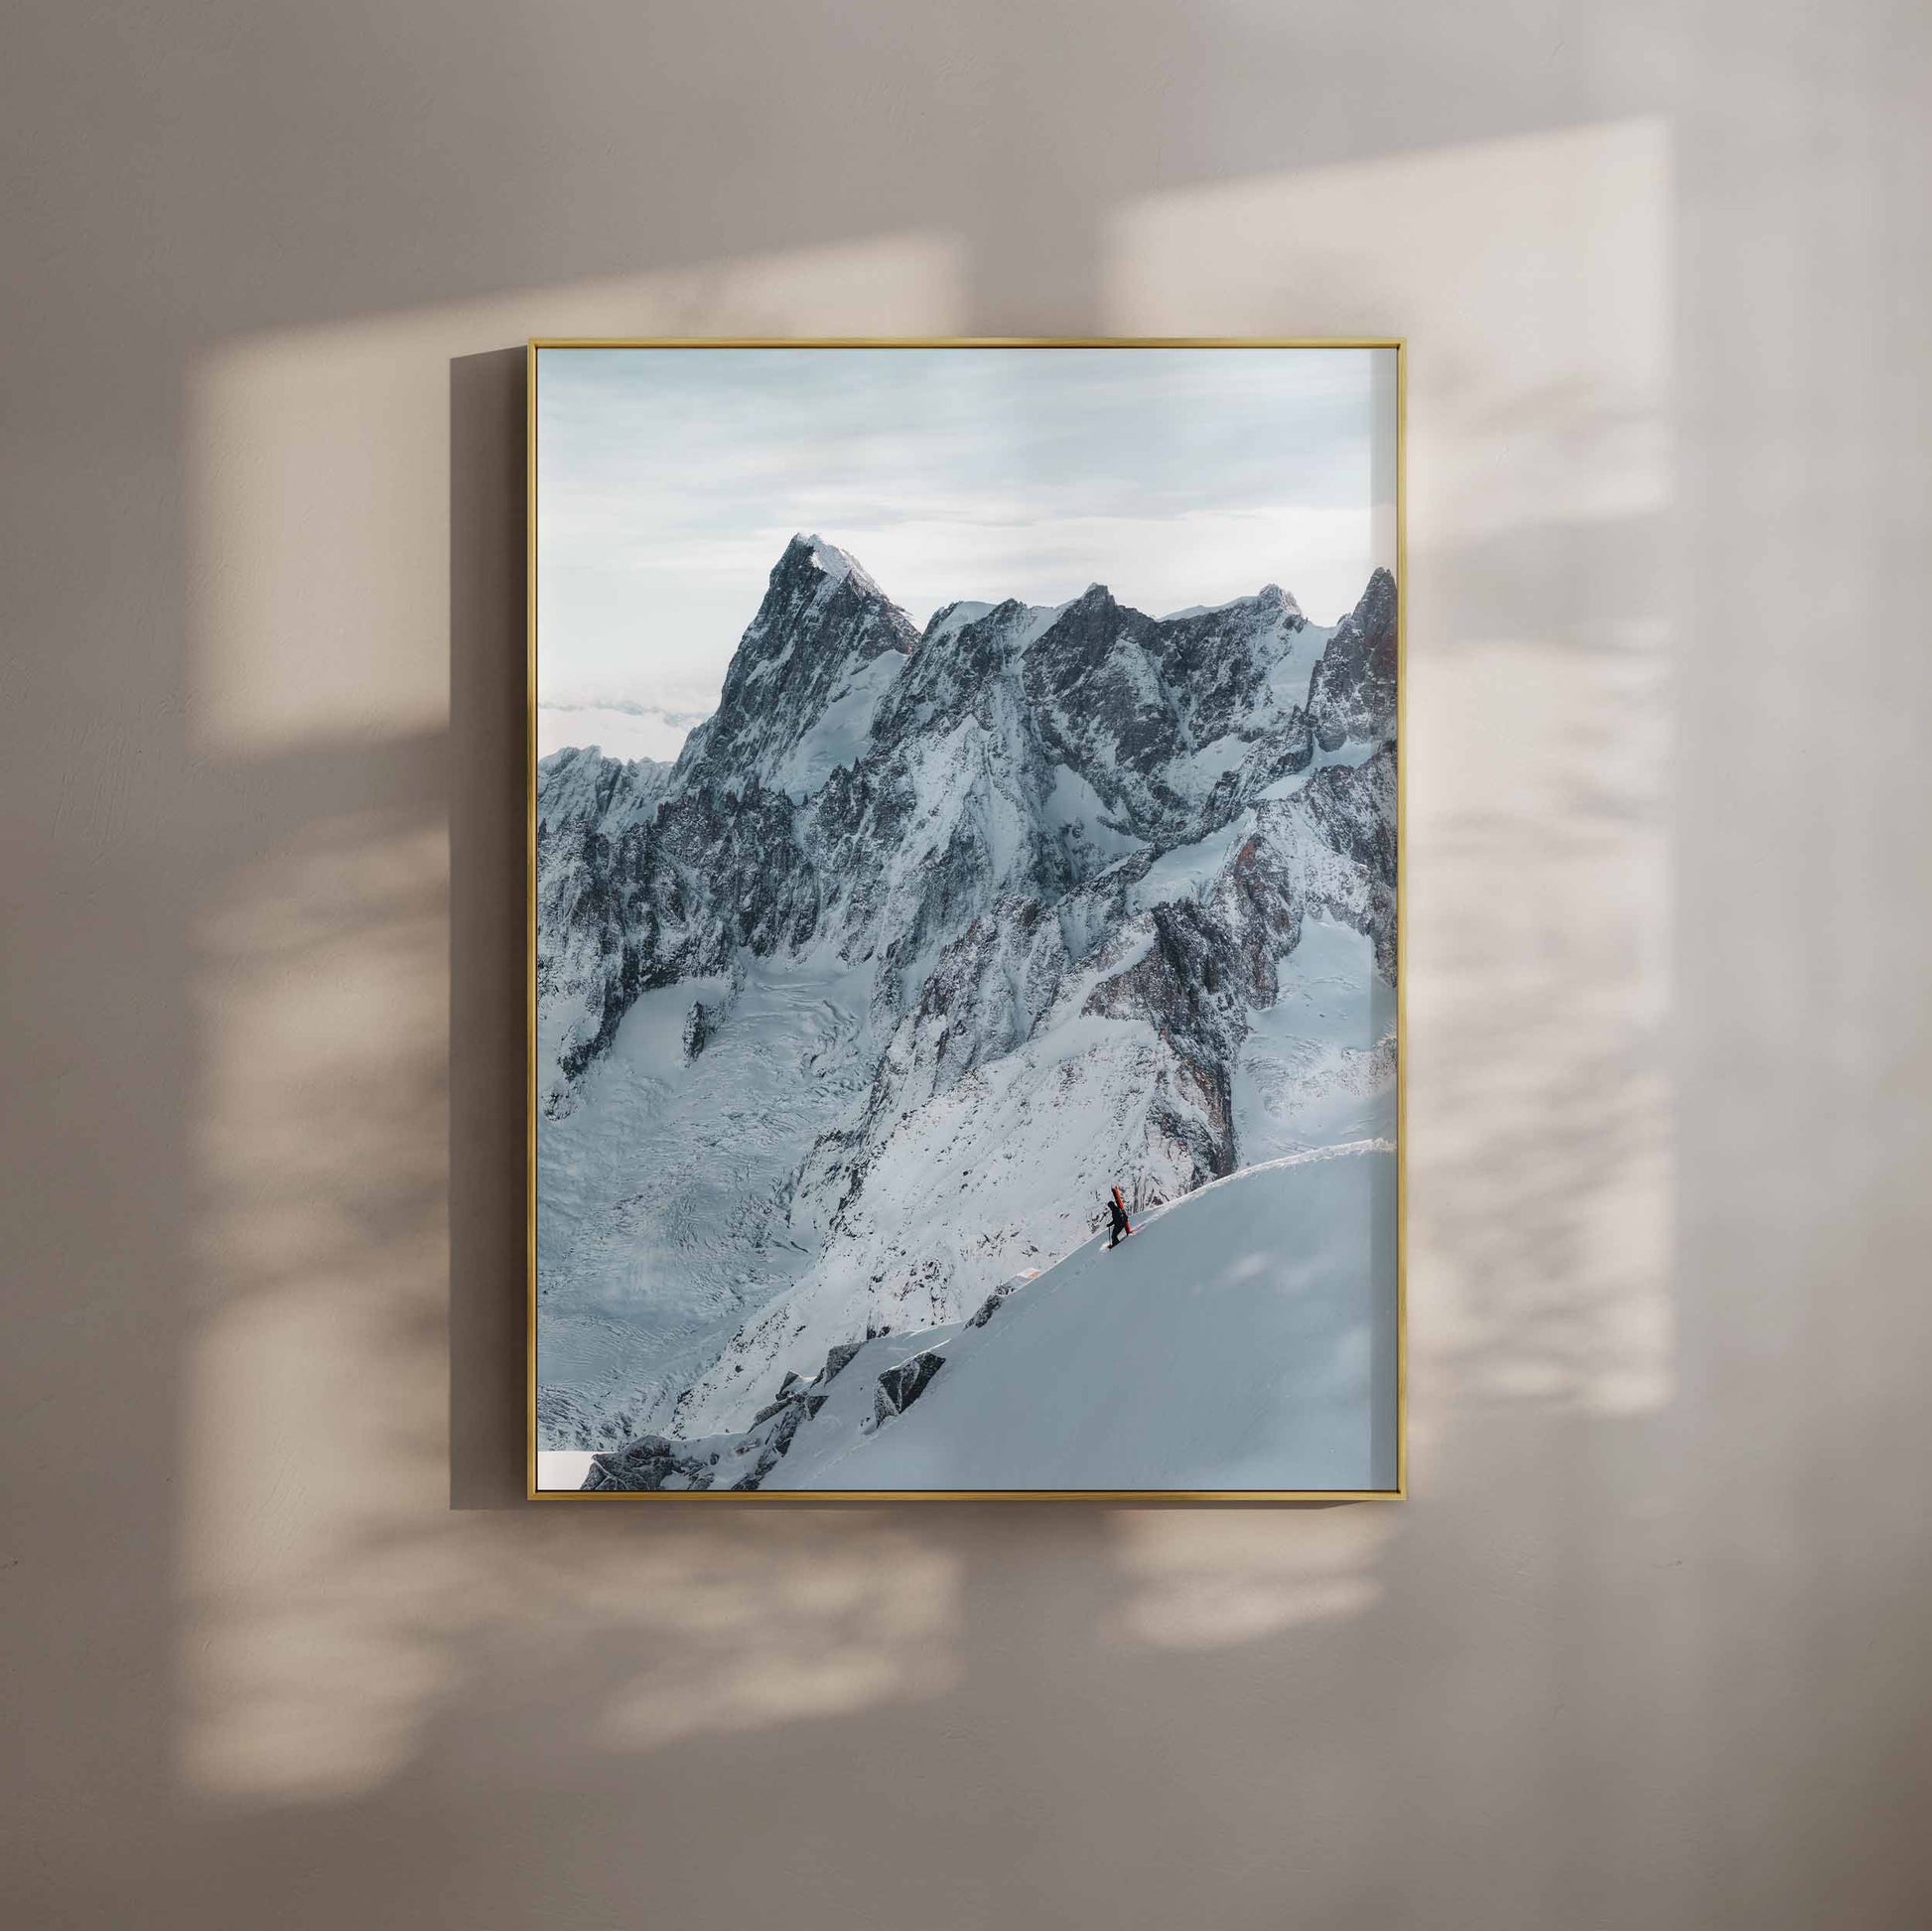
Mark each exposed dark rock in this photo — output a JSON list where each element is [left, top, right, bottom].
[[605, 1365, 839, 1493], [1308, 568, 1397, 752], [1301, 745, 1398, 979], [729, 1395, 814, 1489], [690, 535, 917, 799], [873, 1349, 946, 1426], [816, 1340, 864, 1386], [681, 999, 712, 1060], [968, 1283, 1018, 1328], [1082, 897, 1246, 1185], [582, 1435, 718, 1491], [537, 545, 1396, 1110]]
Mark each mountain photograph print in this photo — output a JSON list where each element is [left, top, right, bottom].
[[529, 341, 1403, 1498]]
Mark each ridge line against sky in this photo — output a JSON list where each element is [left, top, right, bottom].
[[537, 345, 1398, 762]]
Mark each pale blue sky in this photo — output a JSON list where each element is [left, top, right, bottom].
[[536, 345, 1396, 758]]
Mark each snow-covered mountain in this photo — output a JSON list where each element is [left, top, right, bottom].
[[535, 533, 1398, 1466], [576, 1141, 1398, 1493]]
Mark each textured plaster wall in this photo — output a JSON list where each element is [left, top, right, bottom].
[[3, 4, 1928, 1927]]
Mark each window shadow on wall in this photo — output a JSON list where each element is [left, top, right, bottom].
[[20, 5, 1930, 1927], [158, 133, 1690, 1931]]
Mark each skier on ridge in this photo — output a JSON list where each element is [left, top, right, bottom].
[[1106, 1186, 1133, 1249]]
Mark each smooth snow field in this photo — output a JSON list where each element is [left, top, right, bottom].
[[764, 1144, 1398, 1492]]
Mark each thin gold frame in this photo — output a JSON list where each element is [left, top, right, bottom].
[[525, 337, 1407, 1502]]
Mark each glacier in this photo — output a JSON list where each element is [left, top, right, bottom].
[[534, 532, 1398, 1483]]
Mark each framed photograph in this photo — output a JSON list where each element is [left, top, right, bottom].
[[528, 339, 1404, 1498]]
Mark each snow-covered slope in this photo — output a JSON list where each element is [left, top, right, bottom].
[[536, 535, 1398, 1454], [578, 1143, 1397, 1492], [775, 1141, 1398, 1491]]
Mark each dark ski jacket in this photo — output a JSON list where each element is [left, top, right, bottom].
[[1107, 1195, 1131, 1237]]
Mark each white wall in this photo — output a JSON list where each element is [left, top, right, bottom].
[[3, 4, 1928, 1925]]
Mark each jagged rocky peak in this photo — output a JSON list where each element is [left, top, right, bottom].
[[1254, 582, 1304, 623], [536, 744, 671, 837], [1308, 566, 1397, 751], [743, 533, 914, 663], [921, 597, 1002, 643], [687, 534, 919, 795], [750, 532, 905, 649], [792, 530, 880, 592]]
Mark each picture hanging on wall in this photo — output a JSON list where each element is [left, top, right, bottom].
[[528, 339, 1405, 1499]]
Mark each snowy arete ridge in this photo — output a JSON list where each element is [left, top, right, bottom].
[[535, 533, 1398, 1485]]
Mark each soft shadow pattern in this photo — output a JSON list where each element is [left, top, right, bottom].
[[5, 5, 1931, 1929], [157, 227, 975, 1846], [183, 789, 454, 1800], [189, 784, 969, 1787], [1106, 123, 1677, 1438]]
